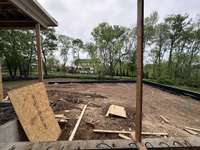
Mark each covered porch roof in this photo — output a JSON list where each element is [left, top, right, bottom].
[[0, 0, 57, 29]]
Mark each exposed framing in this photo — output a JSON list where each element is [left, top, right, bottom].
[[0, 0, 58, 99]]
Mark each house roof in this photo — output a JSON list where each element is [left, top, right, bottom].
[[0, 0, 57, 29]]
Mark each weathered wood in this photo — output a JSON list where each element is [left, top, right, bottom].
[[35, 23, 43, 82], [8, 83, 61, 142], [0, 60, 3, 100], [68, 105, 87, 141], [106, 105, 127, 118], [135, 0, 144, 143]]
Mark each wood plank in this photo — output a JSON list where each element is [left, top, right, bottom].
[[106, 105, 127, 118], [68, 105, 87, 141], [185, 126, 200, 132], [184, 128, 199, 135], [93, 129, 168, 136], [118, 134, 131, 140], [8, 82, 61, 142]]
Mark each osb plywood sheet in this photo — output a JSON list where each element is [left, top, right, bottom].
[[8, 82, 61, 142], [106, 105, 127, 118]]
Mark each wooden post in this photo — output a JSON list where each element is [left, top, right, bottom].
[[35, 23, 43, 82], [0, 59, 3, 100], [135, 0, 144, 143]]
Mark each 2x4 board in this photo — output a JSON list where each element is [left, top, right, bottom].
[[8, 82, 61, 142]]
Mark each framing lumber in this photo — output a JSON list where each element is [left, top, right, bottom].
[[185, 126, 200, 132], [0, 60, 3, 100], [35, 23, 43, 82], [184, 128, 199, 135], [68, 105, 87, 141], [135, 0, 144, 143], [93, 129, 168, 136]]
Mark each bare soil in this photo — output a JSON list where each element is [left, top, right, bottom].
[[1, 80, 200, 140], [46, 83, 200, 140]]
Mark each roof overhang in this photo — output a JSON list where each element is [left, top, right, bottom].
[[0, 0, 58, 29]]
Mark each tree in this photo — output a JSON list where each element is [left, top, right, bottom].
[[165, 14, 190, 77], [58, 35, 72, 71], [41, 28, 58, 76], [91, 23, 126, 76]]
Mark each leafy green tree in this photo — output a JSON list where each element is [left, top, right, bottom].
[[58, 35, 72, 71], [41, 28, 58, 76]]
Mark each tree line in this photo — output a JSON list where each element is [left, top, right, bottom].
[[0, 12, 199, 89]]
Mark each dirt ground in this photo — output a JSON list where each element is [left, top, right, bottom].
[[1, 80, 200, 140]]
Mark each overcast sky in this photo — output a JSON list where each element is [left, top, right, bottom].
[[39, 0, 199, 42]]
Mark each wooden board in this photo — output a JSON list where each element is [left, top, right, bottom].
[[106, 105, 127, 118], [93, 129, 168, 136], [8, 82, 61, 142]]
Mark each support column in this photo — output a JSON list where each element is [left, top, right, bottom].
[[35, 23, 43, 82], [0, 60, 3, 100], [135, 0, 144, 143]]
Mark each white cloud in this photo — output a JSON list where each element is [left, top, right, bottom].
[[38, 0, 199, 41]]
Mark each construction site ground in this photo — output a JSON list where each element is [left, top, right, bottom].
[[1, 78, 200, 140]]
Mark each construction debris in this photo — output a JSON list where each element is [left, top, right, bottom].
[[68, 105, 87, 141], [118, 134, 131, 140], [160, 115, 170, 124], [8, 83, 61, 142], [106, 105, 127, 118], [185, 126, 200, 132], [93, 129, 168, 136], [184, 128, 199, 135]]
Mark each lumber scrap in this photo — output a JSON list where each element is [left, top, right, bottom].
[[93, 129, 168, 136], [118, 134, 131, 140], [160, 115, 170, 124], [185, 127, 200, 132], [184, 128, 199, 135], [8, 83, 61, 142], [68, 105, 87, 141], [106, 105, 127, 118]]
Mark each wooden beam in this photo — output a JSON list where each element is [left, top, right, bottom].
[[135, 0, 144, 143], [68, 105, 87, 141], [0, 20, 36, 28], [0, 60, 3, 100], [35, 23, 43, 82]]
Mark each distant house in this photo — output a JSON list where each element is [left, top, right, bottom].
[[74, 59, 98, 74]]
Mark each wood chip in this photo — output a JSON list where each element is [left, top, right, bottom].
[[106, 105, 127, 118]]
